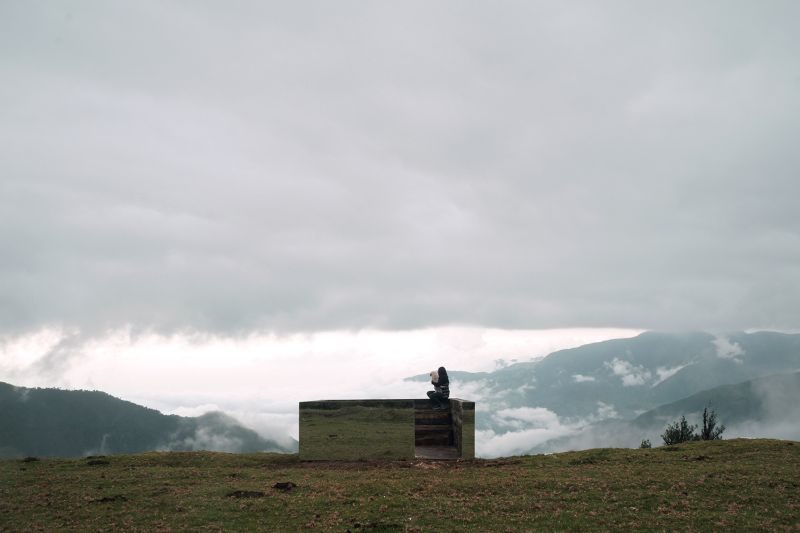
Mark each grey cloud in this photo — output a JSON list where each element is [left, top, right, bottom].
[[1, 1, 800, 337], [29, 332, 85, 381]]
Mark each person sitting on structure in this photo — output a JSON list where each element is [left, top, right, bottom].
[[427, 366, 450, 410]]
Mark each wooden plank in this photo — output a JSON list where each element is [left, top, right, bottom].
[[415, 418, 451, 424], [414, 425, 453, 432], [415, 445, 459, 460], [415, 419, 450, 426], [415, 435, 451, 446], [414, 411, 451, 418], [415, 414, 451, 422]]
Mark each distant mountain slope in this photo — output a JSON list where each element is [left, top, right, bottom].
[[633, 371, 800, 428], [0, 382, 295, 458], [525, 371, 800, 455]]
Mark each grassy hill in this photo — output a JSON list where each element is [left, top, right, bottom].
[[1, 439, 798, 531]]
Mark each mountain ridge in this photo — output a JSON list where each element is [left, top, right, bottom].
[[441, 330, 800, 417]]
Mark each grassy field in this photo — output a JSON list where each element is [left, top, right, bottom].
[[1, 439, 798, 531]]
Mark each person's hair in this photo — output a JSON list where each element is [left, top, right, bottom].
[[437, 366, 449, 385]]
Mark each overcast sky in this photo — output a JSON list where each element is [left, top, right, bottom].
[[2, 3, 800, 446], [2, 0, 799, 338]]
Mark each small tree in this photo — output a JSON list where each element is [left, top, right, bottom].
[[661, 415, 698, 445], [699, 407, 725, 440], [640, 439, 652, 449]]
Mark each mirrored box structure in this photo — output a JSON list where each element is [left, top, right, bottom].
[[299, 399, 475, 460]]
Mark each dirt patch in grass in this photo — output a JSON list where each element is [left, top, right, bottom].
[[226, 490, 266, 499], [91, 494, 127, 504]]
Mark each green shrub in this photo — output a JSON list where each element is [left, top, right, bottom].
[[699, 407, 725, 441], [661, 415, 698, 445], [661, 407, 725, 445]]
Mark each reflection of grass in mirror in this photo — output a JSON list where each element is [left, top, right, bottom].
[[300, 406, 414, 460], [457, 408, 475, 458]]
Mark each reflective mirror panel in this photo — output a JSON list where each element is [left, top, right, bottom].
[[299, 400, 415, 460], [452, 400, 475, 459]]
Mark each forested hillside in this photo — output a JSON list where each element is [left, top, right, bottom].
[[0, 382, 294, 458]]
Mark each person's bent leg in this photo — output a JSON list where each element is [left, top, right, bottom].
[[437, 394, 450, 410], [426, 390, 437, 408], [427, 391, 443, 409], [442, 394, 450, 410]]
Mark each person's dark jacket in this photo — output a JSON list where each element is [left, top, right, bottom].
[[433, 366, 450, 398]]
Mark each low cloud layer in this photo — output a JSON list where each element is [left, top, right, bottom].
[[476, 401, 625, 458], [605, 358, 652, 387], [2, 2, 800, 338], [713, 336, 746, 363]]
